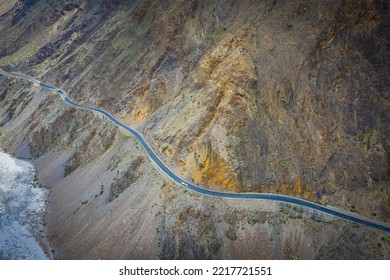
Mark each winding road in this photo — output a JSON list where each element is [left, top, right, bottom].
[[1, 70, 389, 234]]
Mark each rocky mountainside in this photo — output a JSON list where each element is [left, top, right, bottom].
[[0, 0, 389, 259]]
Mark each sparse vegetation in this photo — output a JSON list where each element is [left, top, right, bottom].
[[213, 26, 228, 38]]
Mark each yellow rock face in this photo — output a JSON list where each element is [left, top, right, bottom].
[[190, 148, 240, 192]]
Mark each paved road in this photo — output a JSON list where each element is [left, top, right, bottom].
[[1, 70, 389, 234]]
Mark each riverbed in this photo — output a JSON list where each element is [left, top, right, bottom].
[[0, 151, 49, 259]]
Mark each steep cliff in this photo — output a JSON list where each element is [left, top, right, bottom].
[[0, 0, 389, 259]]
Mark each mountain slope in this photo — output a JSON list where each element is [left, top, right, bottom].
[[0, 0, 389, 259]]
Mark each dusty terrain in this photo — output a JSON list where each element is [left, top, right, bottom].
[[0, 0, 389, 259]]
